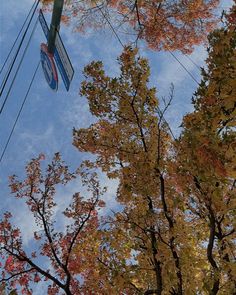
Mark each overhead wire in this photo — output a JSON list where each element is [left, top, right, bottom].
[[94, 1, 200, 85], [0, 0, 40, 98], [0, 62, 40, 164], [0, 18, 39, 115], [184, 54, 202, 71], [94, 0, 124, 48], [171, 2, 234, 73], [0, 0, 38, 75], [168, 51, 199, 85], [167, 38, 201, 72], [93, 2, 178, 139]]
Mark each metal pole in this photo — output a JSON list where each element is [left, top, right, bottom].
[[47, 0, 64, 54]]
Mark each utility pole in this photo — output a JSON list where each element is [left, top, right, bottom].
[[47, 0, 64, 54]]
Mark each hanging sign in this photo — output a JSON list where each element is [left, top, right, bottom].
[[40, 43, 58, 91], [39, 10, 74, 91]]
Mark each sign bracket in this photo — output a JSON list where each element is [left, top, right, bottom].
[[48, 0, 64, 54]]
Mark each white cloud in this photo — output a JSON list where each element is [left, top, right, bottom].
[[0, 0, 36, 40], [63, 94, 95, 129], [12, 201, 40, 245], [53, 170, 120, 221], [18, 125, 57, 156], [141, 44, 208, 137]]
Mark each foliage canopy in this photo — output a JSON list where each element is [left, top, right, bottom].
[[0, 1, 235, 294]]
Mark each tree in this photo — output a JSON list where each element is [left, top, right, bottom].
[[72, 3, 235, 293], [1, 2, 235, 294], [42, 0, 220, 53], [106, 0, 219, 53], [173, 3, 236, 294], [0, 153, 105, 294], [73, 47, 206, 294]]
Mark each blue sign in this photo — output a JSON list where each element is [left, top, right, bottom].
[[39, 10, 74, 91], [40, 43, 58, 91]]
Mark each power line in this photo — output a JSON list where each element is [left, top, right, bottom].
[[0, 0, 38, 75], [184, 54, 201, 71], [94, 0, 124, 48], [0, 18, 39, 115], [77, 4, 178, 138], [0, 0, 40, 98], [92, 4, 176, 139], [168, 50, 199, 85], [0, 62, 40, 165], [93, 2, 199, 86], [165, 35, 201, 81]]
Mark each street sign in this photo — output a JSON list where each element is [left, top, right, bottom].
[[40, 43, 58, 91], [55, 32, 74, 90], [39, 10, 74, 91]]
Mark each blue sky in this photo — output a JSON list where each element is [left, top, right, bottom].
[[0, 0, 234, 292]]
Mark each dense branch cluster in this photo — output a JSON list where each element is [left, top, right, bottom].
[[42, 0, 219, 53]]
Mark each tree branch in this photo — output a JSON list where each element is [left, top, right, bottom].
[[0, 268, 34, 283], [3, 247, 66, 291]]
